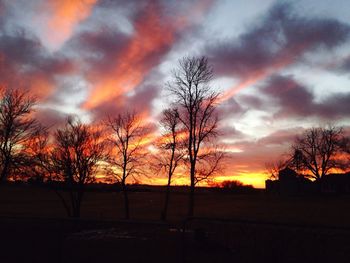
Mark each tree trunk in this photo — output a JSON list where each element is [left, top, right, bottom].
[[161, 177, 171, 221], [187, 163, 195, 217], [188, 185, 195, 218], [72, 190, 83, 218], [0, 169, 6, 183], [71, 193, 79, 218], [315, 178, 322, 193], [53, 188, 72, 217], [72, 206, 80, 218], [122, 183, 130, 219], [0, 159, 10, 183]]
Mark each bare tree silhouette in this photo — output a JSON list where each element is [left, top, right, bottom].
[[265, 159, 288, 180], [290, 126, 344, 180], [167, 56, 223, 217], [107, 111, 148, 219], [49, 117, 108, 218], [0, 87, 44, 183], [154, 108, 184, 220]]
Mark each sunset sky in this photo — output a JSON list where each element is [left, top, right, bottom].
[[1, 0, 350, 187]]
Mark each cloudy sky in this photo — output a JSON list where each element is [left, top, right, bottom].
[[1, 0, 350, 187]]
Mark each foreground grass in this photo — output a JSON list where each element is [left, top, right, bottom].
[[1, 184, 350, 227]]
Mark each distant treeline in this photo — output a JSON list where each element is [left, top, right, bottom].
[[6, 178, 257, 194]]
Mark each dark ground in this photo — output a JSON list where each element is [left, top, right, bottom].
[[1, 184, 350, 262]]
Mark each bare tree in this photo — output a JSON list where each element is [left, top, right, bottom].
[[167, 56, 223, 217], [290, 126, 344, 180], [265, 159, 288, 180], [50, 117, 108, 218], [107, 111, 148, 219], [154, 108, 184, 221], [0, 87, 43, 183]]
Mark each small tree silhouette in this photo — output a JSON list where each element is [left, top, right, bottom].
[[290, 126, 344, 180], [0, 87, 44, 183], [49, 117, 108, 218], [153, 108, 184, 220], [107, 111, 148, 219]]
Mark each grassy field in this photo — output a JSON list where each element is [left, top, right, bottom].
[[1, 184, 350, 226], [1, 184, 350, 263]]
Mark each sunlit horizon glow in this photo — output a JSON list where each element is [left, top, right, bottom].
[[1, 0, 350, 188]]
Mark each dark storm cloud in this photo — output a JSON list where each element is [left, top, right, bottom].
[[261, 74, 350, 120], [206, 2, 350, 78]]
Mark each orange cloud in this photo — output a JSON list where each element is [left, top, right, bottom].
[[28, 76, 54, 100], [84, 3, 174, 109], [43, 0, 97, 49], [84, 0, 214, 110]]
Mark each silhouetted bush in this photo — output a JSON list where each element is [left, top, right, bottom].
[[212, 180, 255, 194]]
